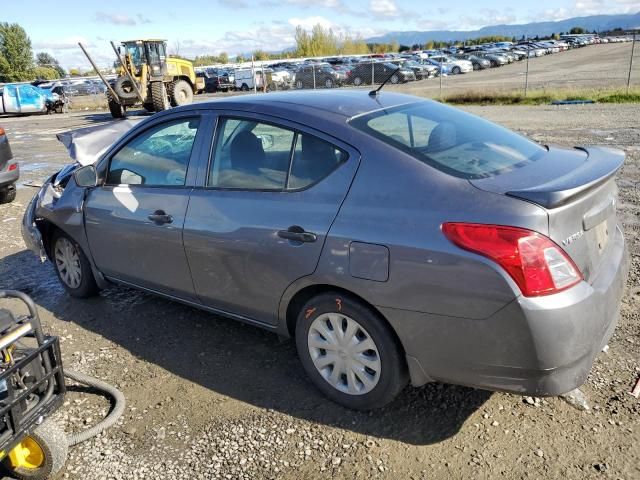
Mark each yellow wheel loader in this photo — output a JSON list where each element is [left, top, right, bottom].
[[80, 40, 205, 119]]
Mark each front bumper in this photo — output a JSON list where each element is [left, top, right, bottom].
[[381, 224, 629, 396]]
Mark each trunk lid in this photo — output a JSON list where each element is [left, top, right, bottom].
[[470, 146, 625, 283]]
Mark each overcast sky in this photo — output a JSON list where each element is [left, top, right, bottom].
[[3, 0, 639, 69]]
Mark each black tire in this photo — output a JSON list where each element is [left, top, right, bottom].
[[2, 420, 68, 480], [294, 80, 304, 90], [353, 76, 363, 86], [473, 63, 480, 70], [0, 184, 16, 204], [324, 78, 334, 88], [51, 230, 99, 298], [452, 66, 461, 75], [490, 60, 497, 67], [169, 79, 193, 107], [151, 82, 170, 112], [143, 103, 155, 112], [107, 95, 125, 119], [295, 293, 408, 410], [113, 76, 139, 100], [240, 83, 250, 91], [390, 74, 400, 84]]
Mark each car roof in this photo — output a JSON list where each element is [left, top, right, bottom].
[[176, 90, 423, 120]]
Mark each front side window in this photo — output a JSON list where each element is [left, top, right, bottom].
[[350, 101, 545, 179], [107, 118, 200, 186], [209, 118, 347, 190]]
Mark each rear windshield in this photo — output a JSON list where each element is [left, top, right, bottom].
[[349, 101, 545, 179]]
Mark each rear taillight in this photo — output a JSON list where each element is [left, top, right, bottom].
[[0, 127, 5, 136], [8, 163, 17, 171], [442, 223, 582, 297]]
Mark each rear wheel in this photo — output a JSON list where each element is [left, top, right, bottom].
[[169, 80, 193, 107], [51, 230, 99, 298], [324, 78, 334, 88], [295, 293, 408, 410], [0, 184, 16, 204], [353, 76, 363, 86], [390, 74, 400, 84], [240, 83, 250, 91], [3, 420, 68, 480], [452, 66, 461, 74], [151, 82, 170, 112]]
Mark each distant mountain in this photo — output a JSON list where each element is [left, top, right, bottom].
[[366, 12, 640, 45]]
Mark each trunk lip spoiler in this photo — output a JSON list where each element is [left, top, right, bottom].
[[505, 146, 624, 209]]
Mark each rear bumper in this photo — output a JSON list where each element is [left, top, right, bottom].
[[381, 224, 629, 396], [0, 162, 19, 188]]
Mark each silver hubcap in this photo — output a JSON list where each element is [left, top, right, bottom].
[[308, 313, 381, 395], [54, 237, 82, 289]]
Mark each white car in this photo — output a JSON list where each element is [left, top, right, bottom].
[[428, 55, 473, 74]]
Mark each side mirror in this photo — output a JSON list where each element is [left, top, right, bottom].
[[73, 165, 98, 188]]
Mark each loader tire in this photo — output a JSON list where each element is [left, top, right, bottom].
[[107, 95, 126, 119], [169, 80, 193, 107], [151, 82, 170, 112], [113, 76, 139, 100]]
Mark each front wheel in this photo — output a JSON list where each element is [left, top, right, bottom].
[[389, 74, 400, 84], [3, 420, 68, 480], [452, 66, 461, 74], [151, 82, 170, 112], [353, 76, 363, 86], [52, 230, 99, 298], [295, 293, 408, 410]]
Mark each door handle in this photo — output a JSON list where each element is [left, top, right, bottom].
[[278, 226, 317, 243], [148, 210, 173, 225]]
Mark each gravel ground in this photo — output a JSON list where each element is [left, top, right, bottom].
[[0, 103, 638, 480]]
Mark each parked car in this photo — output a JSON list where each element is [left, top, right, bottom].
[[476, 52, 508, 67], [0, 126, 18, 204], [0, 83, 60, 114], [348, 61, 416, 86], [390, 60, 435, 79], [198, 70, 235, 93], [22, 90, 629, 410], [294, 64, 341, 89], [427, 55, 473, 74], [455, 54, 491, 70], [420, 58, 453, 75]]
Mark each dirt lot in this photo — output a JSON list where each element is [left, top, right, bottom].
[[0, 103, 638, 480], [390, 42, 639, 97]]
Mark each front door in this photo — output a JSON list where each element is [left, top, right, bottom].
[[84, 116, 203, 300], [183, 115, 359, 325]]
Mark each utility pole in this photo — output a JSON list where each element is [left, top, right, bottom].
[[524, 39, 530, 97], [627, 30, 637, 94]]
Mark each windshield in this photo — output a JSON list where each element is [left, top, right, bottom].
[[349, 101, 546, 179], [124, 43, 145, 68]]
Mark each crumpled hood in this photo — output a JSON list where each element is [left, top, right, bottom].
[[56, 118, 143, 166]]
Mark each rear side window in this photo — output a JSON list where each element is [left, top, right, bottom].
[[107, 118, 200, 186], [350, 101, 545, 179], [209, 117, 347, 191]]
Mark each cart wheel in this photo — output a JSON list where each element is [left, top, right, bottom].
[[3, 420, 68, 480]]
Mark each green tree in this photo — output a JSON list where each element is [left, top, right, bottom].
[[36, 51, 65, 78], [68, 68, 81, 76], [0, 22, 34, 82], [33, 66, 57, 80], [569, 27, 585, 34], [218, 52, 229, 64], [252, 50, 270, 61]]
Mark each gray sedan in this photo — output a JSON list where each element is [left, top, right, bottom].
[[22, 91, 628, 410]]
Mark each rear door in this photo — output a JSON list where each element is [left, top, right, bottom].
[[84, 114, 205, 300], [183, 113, 360, 325]]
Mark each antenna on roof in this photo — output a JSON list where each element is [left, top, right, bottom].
[[369, 66, 401, 97]]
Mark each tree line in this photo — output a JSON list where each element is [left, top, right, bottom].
[[0, 23, 66, 82]]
